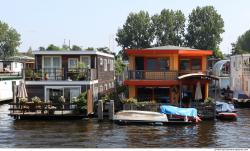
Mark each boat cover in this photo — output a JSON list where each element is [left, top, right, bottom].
[[216, 101, 235, 112], [160, 105, 197, 117]]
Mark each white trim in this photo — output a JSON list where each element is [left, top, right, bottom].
[[33, 50, 114, 58], [26, 80, 98, 85], [44, 86, 81, 103]]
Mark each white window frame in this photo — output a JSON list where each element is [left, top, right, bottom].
[[80, 56, 91, 69], [68, 58, 78, 69], [44, 86, 81, 103], [100, 58, 103, 65], [104, 59, 107, 71]]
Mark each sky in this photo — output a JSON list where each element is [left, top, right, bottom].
[[0, 0, 250, 54]]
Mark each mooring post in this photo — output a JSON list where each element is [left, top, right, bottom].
[[12, 81, 17, 111], [109, 100, 114, 120], [98, 100, 103, 120]]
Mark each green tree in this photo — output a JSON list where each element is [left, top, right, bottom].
[[152, 9, 185, 46], [116, 11, 154, 58], [0, 21, 21, 60], [71, 45, 82, 50], [115, 57, 126, 77], [86, 47, 94, 51], [232, 29, 250, 54], [39, 46, 45, 51], [185, 6, 224, 58], [46, 44, 61, 51], [62, 44, 69, 50], [26, 46, 33, 57]]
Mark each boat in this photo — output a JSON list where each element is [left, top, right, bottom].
[[216, 101, 237, 120], [113, 105, 201, 125]]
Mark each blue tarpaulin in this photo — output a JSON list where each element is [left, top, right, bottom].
[[160, 105, 198, 117], [216, 101, 235, 112]]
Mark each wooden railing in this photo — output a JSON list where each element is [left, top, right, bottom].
[[127, 70, 178, 80], [9, 102, 84, 115], [24, 68, 97, 81]]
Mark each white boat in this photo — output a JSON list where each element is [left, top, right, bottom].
[[113, 110, 194, 125]]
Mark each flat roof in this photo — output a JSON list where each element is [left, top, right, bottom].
[[32, 50, 114, 58], [145, 45, 198, 50]]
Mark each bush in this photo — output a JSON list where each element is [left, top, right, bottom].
[[204, 97, 214, 105], [31, 96, 42, 105], [121, 98, 137, 104], [72, 92, 87, 113]]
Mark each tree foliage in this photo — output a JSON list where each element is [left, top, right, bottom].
[[71, 45, 82, 50], [115, 57, 126, 76], [152, 9, 185, 46], [46, 44, 61, 51], [26, 46, 33, 57], [39, 46, 45, 51], [116, 11, 154, 50], [185, 6, 224, 58], [232, 29, 250, 54], [0, 21, 21, 60]]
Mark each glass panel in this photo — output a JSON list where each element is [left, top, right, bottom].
[[44, 57, 51, 68], [154, 88, 170, 103], [53, 57, 60, 68], [137, 87, 153, 102], [48, 88, 63, 107], [146, 59, 156, 70], [68, 59, 77, 69], [159, 58, 169, 71], [180, 59, 190, 70], [81, 56, 90, 68], [192, 59, 201, 70]]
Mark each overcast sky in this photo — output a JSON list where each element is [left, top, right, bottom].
[[1, 0, 250, 54]]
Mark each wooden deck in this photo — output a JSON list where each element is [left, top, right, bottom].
[[9, 103, 87, 120]]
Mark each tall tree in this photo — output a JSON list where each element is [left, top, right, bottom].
[[185, 6, 224, 58], [232, 29, 250, 54], [0, 21, 21, 60], [39, 46, 46, 51], [26, 46, 33, 56], [71, 45, 82, 50], [46, 44, 61, 51], [152, 9, 185, 46], [116, 11, 154, 58]]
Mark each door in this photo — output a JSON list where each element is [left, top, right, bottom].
[[43, 56, 61, 80]]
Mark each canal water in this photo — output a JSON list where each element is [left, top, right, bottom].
[[0, 103, 250, 148]]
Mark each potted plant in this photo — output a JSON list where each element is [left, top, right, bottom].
[[72, 92, 87, 114], [30, 96, 42, 112], [34, 71, 42, 81], [44, 72, 49, 80], [25, 69, 33, 80]]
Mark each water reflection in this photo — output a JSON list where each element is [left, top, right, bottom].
[[0, 103, 250, 148]]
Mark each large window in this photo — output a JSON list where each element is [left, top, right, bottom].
[[68, 58, 78, 70], [80, 56, 90, 69], [180, 58, 201, 71], [146, 58, 169, 71]]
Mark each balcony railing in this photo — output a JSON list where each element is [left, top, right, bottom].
[[127, 70, 178, 80], [24, 68, 97, 81]]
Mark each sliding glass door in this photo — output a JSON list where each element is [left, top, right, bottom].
[[43, 56, 61, 80]]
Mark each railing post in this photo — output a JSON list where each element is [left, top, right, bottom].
[[98, 100, 103, 120], [109, 100, 114, 120]]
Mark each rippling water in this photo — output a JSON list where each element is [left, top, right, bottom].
[[0, 103, 250, 148]]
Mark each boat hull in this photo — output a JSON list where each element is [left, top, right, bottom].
[[216, 112, 237, 120]]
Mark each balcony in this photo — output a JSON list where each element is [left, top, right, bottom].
[[24, 68, 97, 81], [127, 70, 178, 80]]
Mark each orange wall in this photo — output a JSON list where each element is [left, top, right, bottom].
[[128, 86, 136, 98]]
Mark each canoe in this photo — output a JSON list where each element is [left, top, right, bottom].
[[217, 112, 237, 120]]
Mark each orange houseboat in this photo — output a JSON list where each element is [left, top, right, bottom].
[[124, 45, 218, 106]]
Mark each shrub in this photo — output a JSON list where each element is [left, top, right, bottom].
[[72, 92, 87, 113], [121, 98, 137, 104], [31, 96, 42, 104]]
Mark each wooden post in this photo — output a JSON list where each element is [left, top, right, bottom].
[[22, 69, 25, 80], [12, 81, 17, 103], [98, 100, 103, 120], [109, 100, 114, 120]]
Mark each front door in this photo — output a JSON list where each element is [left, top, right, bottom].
[[43, 56, 61, 80]]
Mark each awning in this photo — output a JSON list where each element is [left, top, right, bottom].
[[178, 73, 219, 81]]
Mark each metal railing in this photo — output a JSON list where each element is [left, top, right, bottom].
[[127, 70, 178, 80], [24, 68, 97, 81], [9, 102, 83, 115]]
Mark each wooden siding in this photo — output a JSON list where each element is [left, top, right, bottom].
[[26, 85, 44, 101]]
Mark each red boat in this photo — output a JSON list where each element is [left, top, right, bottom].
[[216, 112, 237, 120]]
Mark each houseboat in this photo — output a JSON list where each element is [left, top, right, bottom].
[[23, 49, 115, 115], [124, 45, 218, 119], [230, 54, 250, 107]]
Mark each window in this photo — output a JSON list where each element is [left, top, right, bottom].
[[191, 59, 201, 70], [180, 59, 190, 70], [80, 56, 90, 68], [180, 58, 201, 71], [110, 59, 114, 71], [104, 59, 107, 71], [99, 85, 103, 92], [104, 84, 108, 91], [146, 58, 169, 71], [100, 58, 103, 65], [68, 58, 78, 70]]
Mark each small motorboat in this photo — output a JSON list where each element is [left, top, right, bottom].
[[113, 105, 201, 125], [216, 101, 237, 120], [113, 110, 169, 125]]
